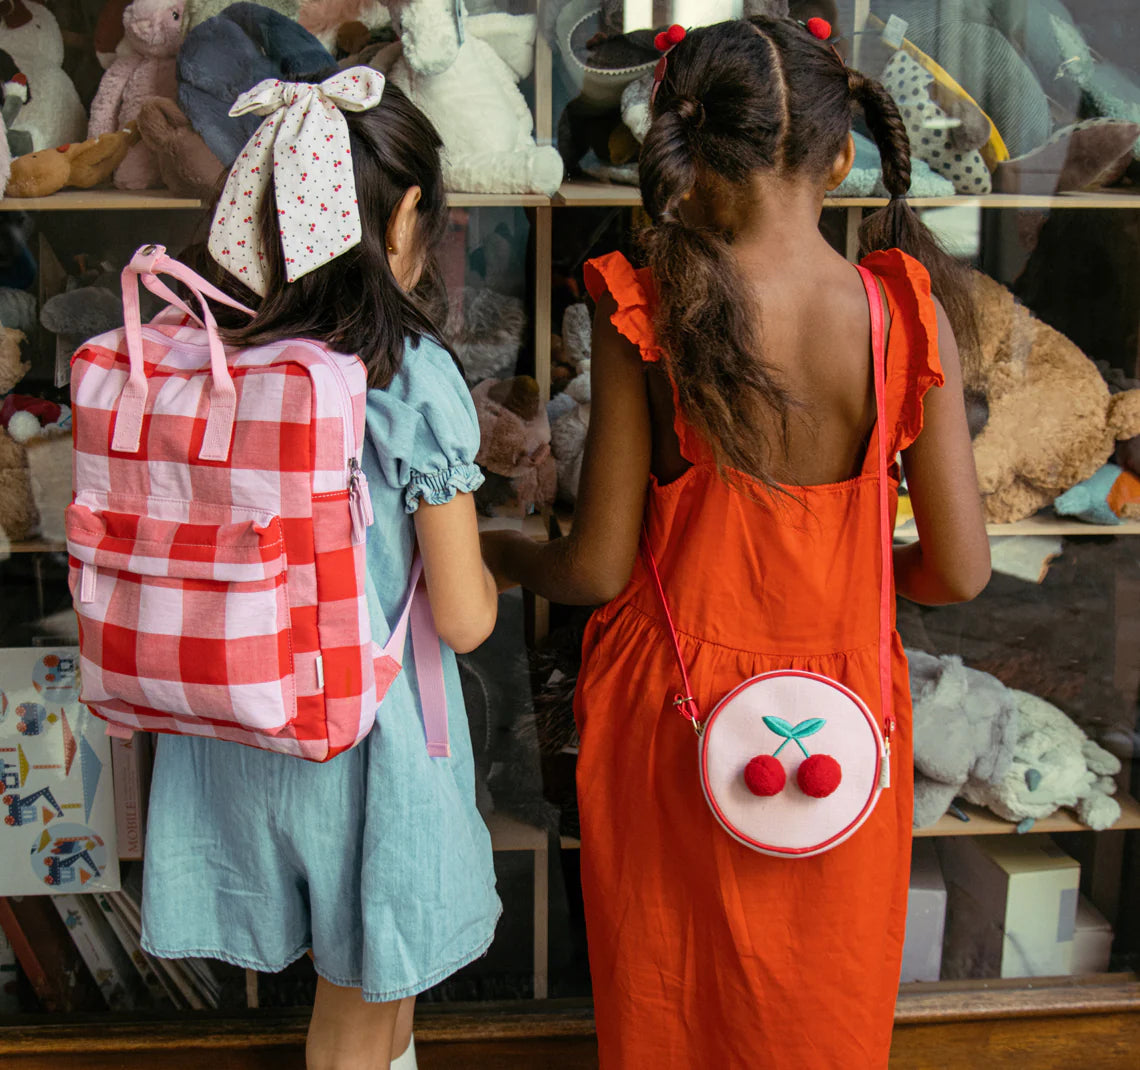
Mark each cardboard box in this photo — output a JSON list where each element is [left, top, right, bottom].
[[938, 836, 1080, 979], [1071, 895, 1113, 975], [901, 840, 946, 983]]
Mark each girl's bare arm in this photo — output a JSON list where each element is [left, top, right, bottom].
[[481, 291, 651, 604], [415, 492, 498, 652], [894, 299, 991, 604]]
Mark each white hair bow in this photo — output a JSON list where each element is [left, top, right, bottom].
[[208, 67, 386, 297]]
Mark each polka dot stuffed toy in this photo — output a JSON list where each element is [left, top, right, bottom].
[[881, 49, 992, 195]]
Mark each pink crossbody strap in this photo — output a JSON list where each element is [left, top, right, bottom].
[[111, 244, 256, 462], [376, 555, 450, 757], [644, 265, 894, 740]]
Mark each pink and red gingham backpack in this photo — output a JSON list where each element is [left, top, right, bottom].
[[66, 244, 448, 762]]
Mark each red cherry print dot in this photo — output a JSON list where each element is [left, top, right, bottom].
[[309, 223, 316, 232], [744, 755, 785, 797], [797, 754, 842, 798]]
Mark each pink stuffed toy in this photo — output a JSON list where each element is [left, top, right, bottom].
[[87, 0, 185, 189]]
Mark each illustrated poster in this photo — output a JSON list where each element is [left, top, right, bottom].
[[0, 648, 120, 895]]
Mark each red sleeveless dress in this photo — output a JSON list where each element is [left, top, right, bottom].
[[575, 249, 942, 1069]]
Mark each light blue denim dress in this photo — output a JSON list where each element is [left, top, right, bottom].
[[141, 337, 502, 1001]]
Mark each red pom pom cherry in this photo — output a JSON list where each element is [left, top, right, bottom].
[[806, 17, 832, 40], [654, 31, 668, 51], [666, 24, 686, 46], [797, 754, 842, 798], [744, 754, 786, 797]]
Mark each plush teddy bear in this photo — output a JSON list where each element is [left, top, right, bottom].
[[472, 375, 557, 517], [547, 302, 591, 505], [5, 123, 140, 198], [962, 271, 1140, 524], [1, 0, 87, 151], [960, 688, 1123, 832], [381, 0, 563, 195], [88, 0, 185, 189], [908, 649, 1021, 829], [0, 330, 39, 544]]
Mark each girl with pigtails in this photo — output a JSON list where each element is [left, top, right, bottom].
[[483, 15, 990, 1069]]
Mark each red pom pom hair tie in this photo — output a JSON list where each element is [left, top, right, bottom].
[[800, 16, 844, 65], [651, 24, 687, 105], [804, 17, 832, 40]]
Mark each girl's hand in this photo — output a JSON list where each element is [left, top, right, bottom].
[[480, 530, 523, 593], [414, 492, 498, 653]]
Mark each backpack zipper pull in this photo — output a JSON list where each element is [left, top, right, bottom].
[[349, 458, 373, 544], [879, 721, 893, 789]]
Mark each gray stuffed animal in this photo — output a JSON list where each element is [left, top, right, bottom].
[[907, 649, 1020, 828]]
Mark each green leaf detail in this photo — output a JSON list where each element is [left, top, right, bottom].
[[763, 716, 795, 738], [790, 718, 825, 739]]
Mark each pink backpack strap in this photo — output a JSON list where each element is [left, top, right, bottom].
[[111, 244, 256, 462], [375, 555, 450, 758]]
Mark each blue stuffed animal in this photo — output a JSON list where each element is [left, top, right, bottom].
[[178, 2, 334, 168]]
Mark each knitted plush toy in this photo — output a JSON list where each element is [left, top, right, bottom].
[[88, 0, 185, 189], [382, 0, 564, 195], [1, 0, 87, 151]]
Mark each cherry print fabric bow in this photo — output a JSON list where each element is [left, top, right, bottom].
[[208, 66, 386, 296]]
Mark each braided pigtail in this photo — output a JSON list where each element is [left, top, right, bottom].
[[850, 70, 978, 352]]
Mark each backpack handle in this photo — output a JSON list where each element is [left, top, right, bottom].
[[111, 244, 256, 461]]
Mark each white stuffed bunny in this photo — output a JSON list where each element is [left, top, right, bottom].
[[384, 0, 564, 195]]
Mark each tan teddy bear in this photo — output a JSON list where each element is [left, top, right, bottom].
[[0, 325, 38, 543], [962, 272, 1140, 524]]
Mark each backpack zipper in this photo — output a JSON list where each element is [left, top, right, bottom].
[[297, 341, 374, 544]]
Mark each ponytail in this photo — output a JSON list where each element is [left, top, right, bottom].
[[640, 90, 796, 487], [849, 70, 978, 353]]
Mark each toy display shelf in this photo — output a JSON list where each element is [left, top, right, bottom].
[[554, 181, 1140, 210], [548, 511, 1140, 541], [0, 189, 553, 211], [559, 793, 1140, 850], [10, 185, 1140, 212], [894, 514, 1140, 539], [8, 509, 1138, 555]]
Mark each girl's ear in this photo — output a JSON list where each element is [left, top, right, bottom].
[[826, 133, 856, 191], [386, 185, 423, 290]]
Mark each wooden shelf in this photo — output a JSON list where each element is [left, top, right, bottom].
[[554, 181, 1140, 210], [894, 512, 1140, 539], [0, 189, 203, 211], [560, 794, 1140, 849], [5, 539, 66, 553], [0, 189, 553, 212], [914, 794, 1140, 838]]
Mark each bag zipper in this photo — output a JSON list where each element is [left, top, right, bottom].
[[296, 341, 374, 544]]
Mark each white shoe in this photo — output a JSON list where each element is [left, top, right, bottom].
[[391, 1034, 417, 1070]]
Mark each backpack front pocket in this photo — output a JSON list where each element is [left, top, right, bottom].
[[66, 505, 297, 733]]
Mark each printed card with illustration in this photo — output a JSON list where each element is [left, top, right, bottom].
[[0, 648, 120, 895]]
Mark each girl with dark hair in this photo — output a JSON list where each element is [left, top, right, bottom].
[[140, 71, 500, 1070], [483, 16, 990, 1068]]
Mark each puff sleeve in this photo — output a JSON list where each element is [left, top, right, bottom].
[[365, 336, 485, 513]]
